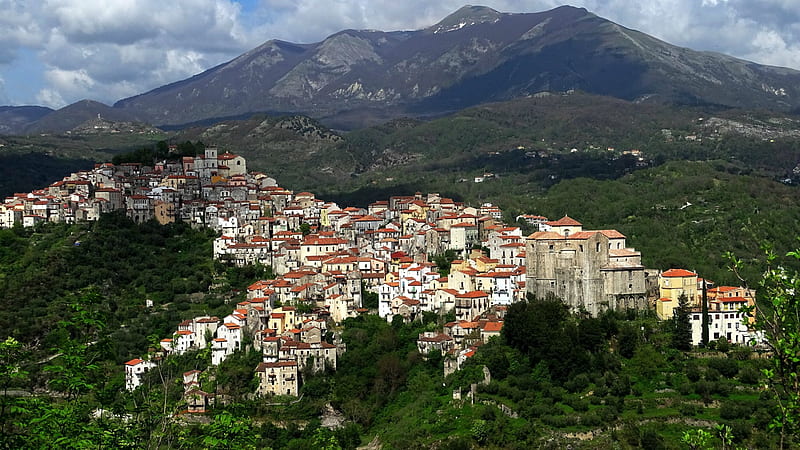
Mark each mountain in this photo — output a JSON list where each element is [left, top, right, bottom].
[[112, 5, 800, 129], [25, 100, 143, 134], [0, 106, 53, 134]]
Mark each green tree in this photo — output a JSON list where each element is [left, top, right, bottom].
[[672, 293, 692, 351], [299, 222, 312, 236], [44, 290, 108, 400], [731, 247, 800, 449], [0, 337, 27, 439], [200, 410, 258, 449]]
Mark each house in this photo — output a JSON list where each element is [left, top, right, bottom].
[[656, 268, 699, 320], [690, 297, 757, 345], [255, 361, 299, 397], [278, 340, 338, 373], [124, 358, 156, 391], [454, 290, 490, 321], [184, 388, 214, 414], [480, 321, 503, 343], [417, 332, 455, 356]]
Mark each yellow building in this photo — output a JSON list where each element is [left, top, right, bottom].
[[657, 268, 698, 320]]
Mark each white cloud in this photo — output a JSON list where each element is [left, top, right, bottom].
[[0, 76, 9, 105], [35, 88, 66, 109]]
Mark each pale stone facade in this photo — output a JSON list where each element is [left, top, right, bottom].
[[525, 216, 649, 316]]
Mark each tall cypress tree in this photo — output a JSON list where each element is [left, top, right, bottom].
[[672, 293, 693, 351]]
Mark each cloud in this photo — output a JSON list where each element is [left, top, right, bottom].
[[1, 0, 800, 108], [0, 76, 9, 105]]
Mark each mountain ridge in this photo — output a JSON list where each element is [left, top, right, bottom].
[[5, 5, 800, 133], [97, 4, 800, 128]]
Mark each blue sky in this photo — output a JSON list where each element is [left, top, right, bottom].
[[1, 0, 799, 109]]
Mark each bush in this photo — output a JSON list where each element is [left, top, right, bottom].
[[738, 366, 760, 385], [730, 346, 752, 361], [581, 412, 603, 427], [704, 368, 720, 382], [598, 406, 618, 422], [686, 363, 702, 382], [566, 396, 590, 412], [720, 400, 753, 420], [523, 402, 559, 419], [714, 337, 730, 353], [726, 420, 752, 442], [679, 402, 703, 417], [565, 373, 590, 393], [707, 357, 739, 378], [639, 426, 667, 450]]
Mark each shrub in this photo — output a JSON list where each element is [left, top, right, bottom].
[[730, 346, 752, 361], [565, 373, 590, 393], [567, 397, 590, 412], [639, 426, 667, 450], [738, 366, 760, 385], [686, 363, 702, 382], [726, 420, 752, 442], [715, 337, 731, 353], [679, 402, 703, 417], [704, 367, 720, 382], [581, 412, 603, 427], [598, 406, 618, 422], [678, 381, 693, 396], [522, 402, 559, 419], [707, 357, 739, 378]]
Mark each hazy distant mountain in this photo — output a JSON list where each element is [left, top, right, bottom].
[[0, 106, 53, 134], [25, 100, 142, 134], [112, 5, 800, 129]]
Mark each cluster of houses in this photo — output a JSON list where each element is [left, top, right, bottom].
[[656, 268, 758, 345], [124, 274, 347, 397], [2, 146, 759, 401], [0, 146, 259, 230]]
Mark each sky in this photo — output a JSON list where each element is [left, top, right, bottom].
[[1, 0, 799, 109]]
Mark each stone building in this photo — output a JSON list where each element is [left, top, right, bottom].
[[525, 216, 649, 316], [255, 361, 299, 397]]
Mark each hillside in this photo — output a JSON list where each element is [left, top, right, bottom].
[[307, 92, 800, 198], [0, 106, 53, 135]]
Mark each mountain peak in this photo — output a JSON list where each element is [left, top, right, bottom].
[[429, 5, 502, 34]]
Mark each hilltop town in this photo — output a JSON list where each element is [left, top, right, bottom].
[[0, 147, 760, 408]]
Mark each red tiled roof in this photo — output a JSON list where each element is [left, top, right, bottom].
[[482, 322, 503, 332], [456, 290, 488, 299], [662, 268, 697, 278], [546, 215, 582, 226]]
